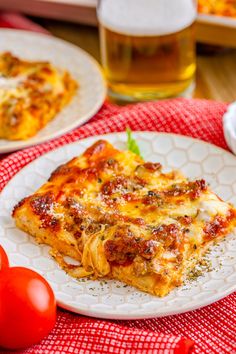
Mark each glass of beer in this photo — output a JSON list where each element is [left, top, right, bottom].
[[97, 0, 197, 102]]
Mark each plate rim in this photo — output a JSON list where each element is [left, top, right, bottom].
[[0, 28, 107, 153], [4, 130, 236, 174], [197, 13, 236, 28], [56, 283, 236, 320], [0, 131, 236, 320], [2, 131, 236, 193]]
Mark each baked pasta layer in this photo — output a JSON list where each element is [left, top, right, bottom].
[[0, 52, 77, 140], [198, 0, 236, 17], [13, 140, 236, 296]]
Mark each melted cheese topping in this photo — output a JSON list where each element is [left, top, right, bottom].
[[12, 140, 236, 297], [198, 0, 236, 17], [0, 52, 77, 140]]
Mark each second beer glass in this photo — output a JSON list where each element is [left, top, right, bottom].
[[98, 0, 197, 102]]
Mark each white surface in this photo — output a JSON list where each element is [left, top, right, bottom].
[[198, 13, 236, 28], [223, 102, 236, 155], [98, 0, 196, 36], [0, 29, 106, 153], [0, 132, 236, 320]]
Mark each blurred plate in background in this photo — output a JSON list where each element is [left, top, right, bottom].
[[1, 0, 236, 47], [0, 29, 106, 153], [197, 14, 236, 48]]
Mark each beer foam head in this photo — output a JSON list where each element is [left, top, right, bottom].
[[98, 0, 196, 36]]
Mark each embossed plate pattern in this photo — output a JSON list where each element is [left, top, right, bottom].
[[0, 29, 106, 153], [0, 132, 235, 319]]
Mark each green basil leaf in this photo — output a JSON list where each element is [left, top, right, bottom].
[[126, 128, 142, 157]]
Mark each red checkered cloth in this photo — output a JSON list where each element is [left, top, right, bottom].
[[0, 11, 50, 34], [0, 98, 235, 354], [0, 12, 235, 354]]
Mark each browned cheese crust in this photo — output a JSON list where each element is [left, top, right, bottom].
[[12, 140, 236, 296]]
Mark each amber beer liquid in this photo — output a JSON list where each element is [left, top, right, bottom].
[[98, 0, 197, 101]]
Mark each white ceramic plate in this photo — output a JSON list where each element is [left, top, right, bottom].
[[223, 101, 236, 155], [0, 132, 236, 320], [0, 29, 106, 153], [198, 13, 236, 28]]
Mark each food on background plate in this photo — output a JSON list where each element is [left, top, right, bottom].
[[12, 139, 236, 297], [0, 52, 77, 140], [198, 0, 236, 18]]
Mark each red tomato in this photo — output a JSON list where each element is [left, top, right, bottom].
[[0, 245, 9, 270], [0, 267, 56, 350]]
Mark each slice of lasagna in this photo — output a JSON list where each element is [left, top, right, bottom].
[[12, 140, 236, 296], [198, 0, 236, 18], [0, 52, 77, 140]]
